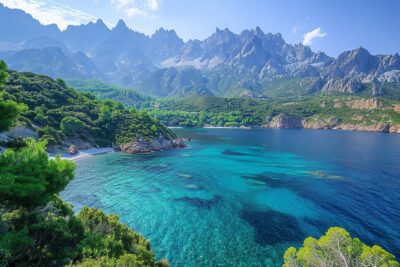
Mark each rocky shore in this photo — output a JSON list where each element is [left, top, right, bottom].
[[264, 113, 400, 134], [117, 136, 188, 154]]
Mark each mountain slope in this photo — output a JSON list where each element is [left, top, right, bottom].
[[0, 3, 399, 98]]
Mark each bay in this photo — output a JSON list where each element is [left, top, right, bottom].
[[61, 128, 400, 266]]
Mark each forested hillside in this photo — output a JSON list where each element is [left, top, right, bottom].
[[147, 95, 400, 133], [1, 70, 175, 151]]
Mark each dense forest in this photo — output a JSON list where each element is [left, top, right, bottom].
[[146, 95, 400, 130], [66, 79, 151, 109], [1, 71, 175, 151]]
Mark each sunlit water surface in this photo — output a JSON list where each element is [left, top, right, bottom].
[[62, 128, 400, 266]]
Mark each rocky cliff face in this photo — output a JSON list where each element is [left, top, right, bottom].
[[263, 113, 400, 134], [333, 98, 382, 109], [264, 114, 303, 128]]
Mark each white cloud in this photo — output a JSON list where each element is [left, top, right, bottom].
[[0, 0, 97, 30], [147, 0, 158, 10], [302, 27, 327, 45], [110, 0, 159, 18]]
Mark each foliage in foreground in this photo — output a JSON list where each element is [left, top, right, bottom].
[[284, 227, 399, 267], [0, 140, 165, 267], [0, 139, 74, 208]]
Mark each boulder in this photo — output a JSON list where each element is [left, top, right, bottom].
[[172, 138, 187, 148], [68, 145, 78, 155]]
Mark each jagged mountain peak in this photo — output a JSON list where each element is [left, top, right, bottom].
[[253, 26, 264, 35], [114, 19, 129, 31], [338, 46, 372, 61], [0, 4, 399, 98], [152, 27, 181, 40]]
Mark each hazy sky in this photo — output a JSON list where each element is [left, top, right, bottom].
[[1, 0, 399, 56]]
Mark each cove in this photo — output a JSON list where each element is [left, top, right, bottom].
[[61, 128, 400, 267]]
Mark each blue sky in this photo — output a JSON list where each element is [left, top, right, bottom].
[[1, 0, 399, 56]]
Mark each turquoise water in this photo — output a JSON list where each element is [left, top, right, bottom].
[[61, 128, 400, 266]]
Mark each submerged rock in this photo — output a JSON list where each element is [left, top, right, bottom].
[[223, 149, 251, 156], [307, 171, 344, 180], [241, 209, 305, 245], [174, 196, 221, 209], [177, 173, 192, 178], [185, 184, 204, 191]]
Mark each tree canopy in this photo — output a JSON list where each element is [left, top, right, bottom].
[[284, 227, 399, 267]]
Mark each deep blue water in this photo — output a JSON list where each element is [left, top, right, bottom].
[[61, 128, 400, 266]]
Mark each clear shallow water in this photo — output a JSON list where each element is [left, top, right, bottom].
[[61, 128, 400, 266]]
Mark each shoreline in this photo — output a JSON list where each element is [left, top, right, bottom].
[[49, 147, 114, 161], [174, 125, 399, 134]]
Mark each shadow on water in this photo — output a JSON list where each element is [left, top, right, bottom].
[[174, 196, 222, 209], [222, 149, 252, 156], [241, 208, 305, 246]]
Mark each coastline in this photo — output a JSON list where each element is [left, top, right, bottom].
[[198, 124, 400, 134], [49, 147, 114, 161]]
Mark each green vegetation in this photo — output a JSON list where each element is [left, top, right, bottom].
[[66, 79, 151, 109], [147, 96, 268, 127], [146, 95, 400, 129], [284, 227, 399, 267], [0, 61, 24, 132], [0, 61, 167, 266], [2, 71, 175, 149]]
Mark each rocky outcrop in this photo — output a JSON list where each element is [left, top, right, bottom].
[[118, 136, 187, 154], [264, 114, 400, 134], [393, 105, 400, 113], [6, 126, 39, 139], [264, 114, 303, 128], [302, 116, 338, 129], [322, 78, 364, 94], [333, 123, 400, 133], [333, 98, 382, 110]]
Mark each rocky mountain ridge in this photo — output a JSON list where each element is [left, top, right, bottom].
[[0, 4, 399, 98]]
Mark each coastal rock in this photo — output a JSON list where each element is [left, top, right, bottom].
[[263, 113, 400, 134], [264, 114, 303, 128], [303, 116, 338, 129], [333, 123, 391, 133], [119, 136, 187, 154], [66, 138, 93, 150], [172, 137, 187, 147], [68, 145, 78, 155]]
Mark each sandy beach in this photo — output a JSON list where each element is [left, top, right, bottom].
[[49, 147, 114, 161]]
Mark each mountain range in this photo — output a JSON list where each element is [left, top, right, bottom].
[[1, 3, 399, 98]]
